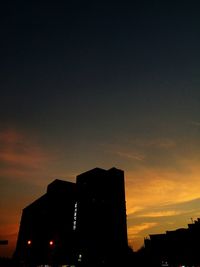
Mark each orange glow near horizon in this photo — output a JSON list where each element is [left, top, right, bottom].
[[0, 129, 200, 256]]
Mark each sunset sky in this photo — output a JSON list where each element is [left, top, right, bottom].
[[1, 0, 200, 257]]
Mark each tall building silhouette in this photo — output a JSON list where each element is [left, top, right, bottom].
[[14, 167, 128, 266], [76, 167, 128, 266]]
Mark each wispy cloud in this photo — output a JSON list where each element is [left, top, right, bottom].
[[0, 130, 23, 144], [0, 128, 57, 183], [128, 222, 158, 237], [131, 138, 176, 149], [114, 151, 145, 161], [126, 160, 200, 210], [190, 121, 200, 127], [103, 137, 176, 158], [0, 129, 53, 169], [0, 150, 50, 169], [136, 210, 182, 218]]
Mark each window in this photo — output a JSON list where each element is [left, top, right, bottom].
[[73, 202, 78, 230]]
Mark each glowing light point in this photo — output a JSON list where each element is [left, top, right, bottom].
[[27, 240, 32, 245], [78, 254, 82, 262], [49, 240, 54, 246]]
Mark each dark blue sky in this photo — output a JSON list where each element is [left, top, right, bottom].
[[1, 1, 200, 132], [1, 0, 200, 255]]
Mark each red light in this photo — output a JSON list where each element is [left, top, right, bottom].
[[27, 240, 32, 245], [49, 240, 54, 246]]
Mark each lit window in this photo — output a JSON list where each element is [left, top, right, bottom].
[[27, 240, 32, 245], [73, 202, 78, 230]]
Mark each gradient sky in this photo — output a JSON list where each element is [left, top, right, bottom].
[[1, 0, 200, 257]]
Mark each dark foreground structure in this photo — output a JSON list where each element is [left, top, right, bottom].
[[14, 167, 129, 267], [14, 180, 77, 266], [142, 218, 200, 267]]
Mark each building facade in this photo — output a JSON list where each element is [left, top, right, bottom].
[[14, 167, 128, 267], [75, 167, 128, 266], [14, 180, 77, 266]]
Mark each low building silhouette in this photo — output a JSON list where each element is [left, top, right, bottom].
[[14, 167, 128, 267], [144, 218, 200, 266], [14, 180, 77, 266]]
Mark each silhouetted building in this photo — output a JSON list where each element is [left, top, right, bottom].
[[14, 180, 77, 266], [144, 218, 200, 266], [75, 167, 128, 266], [14, 167, 128, 267]]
